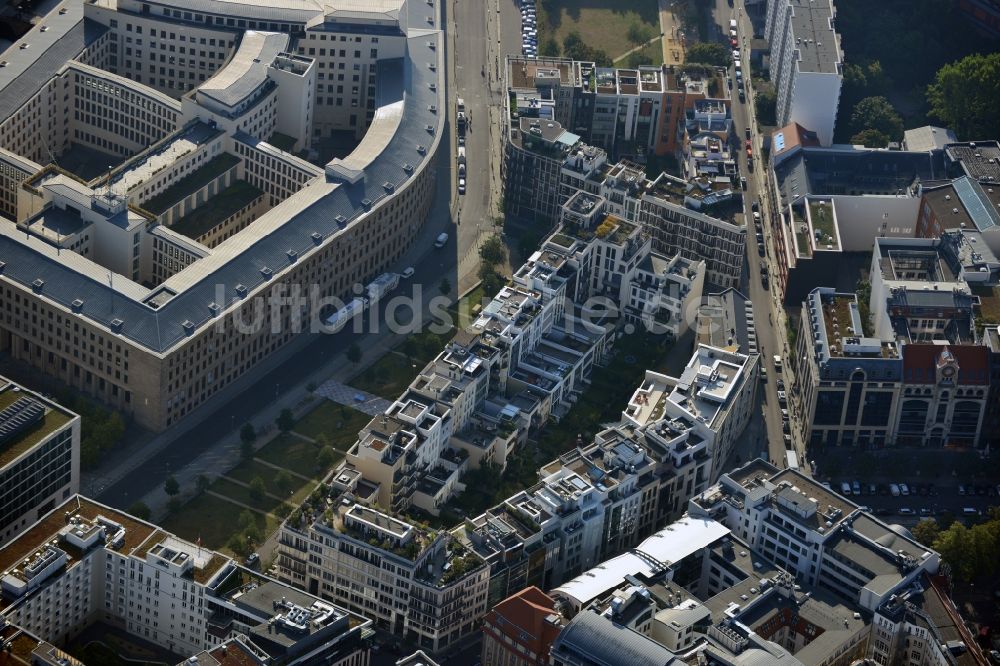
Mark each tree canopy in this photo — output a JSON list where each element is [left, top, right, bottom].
[[850, 128, 890, 148], [927, 52, 1000, 140], [849, 96, 904, 142], [685, 42, 731, 68], [562, 31, 612, 67]]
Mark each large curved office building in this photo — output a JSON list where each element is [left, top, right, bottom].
[[0, 0, 444, 430]]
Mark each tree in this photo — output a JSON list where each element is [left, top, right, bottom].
[[438, 278, 451, 296], [401, 337, 418, 361], [241, 439, 254, 460], [240, 423, 257, 446], [478, 264, 505, 298], [276, 408, 295, 433], [927, 52, 1000, 140], [275, 470, 294, 495], [249, 476, 267, 503], [540, 36, 560, 57], [850, 96, 904, 142], [754, 88, 777, 127], [912, 518, 940, 547], [479, 235, 507, 267], [626, 50, 655, 69], [164, 475, 179, 497], [685, 42, 731, 67], [850, 128, 890, 148], [128, 501, 151, 521], [562, 31, 587, 60], [167, 497, 183, 514], [196, 475, 210, 493], [317, 446, 337, 470], [346, 343, 362, 364], [627, 21, 652, 46]]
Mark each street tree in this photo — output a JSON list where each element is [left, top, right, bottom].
[[248, 476, 267, 503], [276, 408, 295, 433], [346, 343, 362, 364], [685, 42, 731, 67], [164, 475, 179, 497], [128, 501, 151, 521]]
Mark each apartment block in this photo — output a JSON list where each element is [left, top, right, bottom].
[[764, 0, 843, 146], [276, 501, 489, 654], [0, 379, 80, 546], [689, 460, 939, 612], [538, 490, 977, 666], [0, 495, 372, 664]]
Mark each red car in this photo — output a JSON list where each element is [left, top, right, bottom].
[[745, 139, 751, 149], [731, 38, 738, 47]]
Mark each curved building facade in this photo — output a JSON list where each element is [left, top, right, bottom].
[[0, 0, 445, 430]]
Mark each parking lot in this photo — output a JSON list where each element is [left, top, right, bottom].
[[805, 445, 1000, 526]]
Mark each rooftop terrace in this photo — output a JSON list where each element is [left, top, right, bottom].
[[0, 384, 74, 468]]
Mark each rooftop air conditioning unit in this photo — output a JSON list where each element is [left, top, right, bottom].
[[110, 318, 124, 333], [311, 232, 323, 245], [260, 267, 273, 279], [235, 284, 248, 298], [182, 320, 196, 335]]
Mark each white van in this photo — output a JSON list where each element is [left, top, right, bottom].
[[730, 19, 737, 30], [434, 232, 448, 248], [773, 355, 783, 371]]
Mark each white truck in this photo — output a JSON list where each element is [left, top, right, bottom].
[[325, 297, 367, 332], [366, 272, 400, 307]]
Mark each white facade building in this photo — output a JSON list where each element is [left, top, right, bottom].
[[764, 0, 843, 145]]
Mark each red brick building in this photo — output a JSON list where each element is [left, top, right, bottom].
[[481, 587, 564, 666]]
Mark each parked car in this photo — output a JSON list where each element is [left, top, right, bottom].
[[757, 242, 765, 256], [780, 408, 789, 419], [898, 508, 915, 516], [868, 483, 877, 495], [751, 199, 759, 212], [741, 176, 748, 190], [777, 390, 787, 404], [776, 379, 785, 390], [919, 508, 932, 516], [852, 480, 861, 495], [840, 482, 851, 496], [401, 267, 415, 279], [958, 484, 967, 495], [434, 232, 449, 248], [890, 483, 901, 496], [458, 177, 466, 195], [900, 483, 910, 496], [745, 126, 751, 139]]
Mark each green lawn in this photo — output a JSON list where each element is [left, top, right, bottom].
[[169, 180, 262, 240], [161, 492, 278, 551], [351, 352, 424, 400], [143, 154, 241, 215], [255, 433, 322, 477], [226, 459, 291, 485], [616, 39, 664, 67], [538, 0, 660, 60], [292, 402, 370, 449], [210, 478, 293, 517]]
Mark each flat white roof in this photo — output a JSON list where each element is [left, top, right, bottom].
[[553, 515, 730, 607]]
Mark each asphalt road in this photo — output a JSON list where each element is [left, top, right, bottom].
[[704, 0, 797, 473]]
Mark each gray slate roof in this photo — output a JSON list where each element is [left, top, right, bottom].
[[0, 1, 442, 354], [550, 611, 680, 666]]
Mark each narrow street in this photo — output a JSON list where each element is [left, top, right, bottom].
[[708, 0, 806, 474]]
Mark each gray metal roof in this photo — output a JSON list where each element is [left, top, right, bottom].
[[198, 31, 288, 108], [787, 0, 840, 74], [551, 611, 680, 666], [0, 2, 443, 354], [0, 1, 107, 122]]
